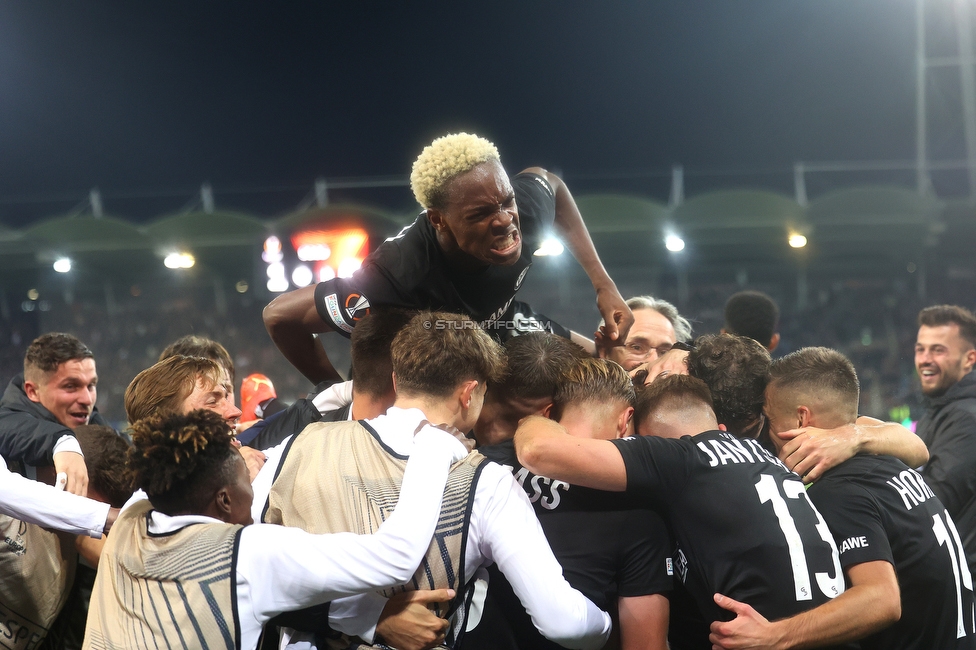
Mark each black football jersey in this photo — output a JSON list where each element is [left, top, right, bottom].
[[611, 430, 846, 625], [476, 439, 672, 650], [809, 454, 976, 650], [481, 439, 672, 607], [313, 172, 568, 339]]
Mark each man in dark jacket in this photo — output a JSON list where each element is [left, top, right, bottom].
[[915, 304, 976, 576], [0, 332, 109, 495]]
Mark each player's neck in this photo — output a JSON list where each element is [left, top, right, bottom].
[[558, 406, 620, 440], [394, 395, 465, 432], [351, 390, 394, 420]]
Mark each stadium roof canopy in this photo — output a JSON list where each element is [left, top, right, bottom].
[[145, 210, 269, 248], [21, 214, 156, 278], [806, 186, 941, 226], [573, 194, 668, 233], [674, 190, 806, 234], [143, 210, 270, 280], [23, 214, 152, 251]]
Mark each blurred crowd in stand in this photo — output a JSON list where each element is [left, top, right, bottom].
[[0, 273, 970, 425]]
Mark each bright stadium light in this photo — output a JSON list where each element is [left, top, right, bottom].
[[297, 243, 331, 262], [266, 262, 285, 279], [262, 236, 283, 263], [665, 234, 685, 252], [337, 257, 363, 279], [292, 265, 313, 287], [534, 237, 565, 257], [318, 265, 336, 282], [164, 252, 195, 269], [788, 233, 808, 248], [53, 258, 72, 273], [267, 277, 289, 293]]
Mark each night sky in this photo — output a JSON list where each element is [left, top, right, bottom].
[[0, 2, 953, 225]]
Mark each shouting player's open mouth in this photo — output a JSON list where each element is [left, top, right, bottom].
[[489, 229, 521, 263]]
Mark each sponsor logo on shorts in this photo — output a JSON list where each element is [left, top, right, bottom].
[[324, 293, 354, 333], [345, 293, 371, 321]]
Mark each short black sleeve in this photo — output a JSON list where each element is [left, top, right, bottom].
[[616, 508, 673, 597], [610, 435, 692, 505], [313, 262, 401, 338], [510, 172, 556, 249], [809, 477, 893, 569]]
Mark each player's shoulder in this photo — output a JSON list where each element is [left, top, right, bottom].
[[358, 216, 441, 291], [809, 454, 907, 508], [819, 453, 908, 484], [373, 216, 434, 265], [512, 171, 554, 199]]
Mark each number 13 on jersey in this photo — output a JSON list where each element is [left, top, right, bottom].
[[756, 473, 845, 601]]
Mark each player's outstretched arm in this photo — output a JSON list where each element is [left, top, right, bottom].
[[514, 415, 627, 492], [263, 285, 344, 384], [238, 426, 467, 618], [779, 417, 929, 483], [709, 560, 900, 650], [0, 456, 111, 537], [523, 167, 633, 345]]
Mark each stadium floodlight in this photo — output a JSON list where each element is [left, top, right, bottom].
[[53, 258, 72, 273], [534, 237, 565, 257], [164, 252, 195, 269], [337, 257, 363, 279], [267, 277, 289, 293], [262, 236, 283, 263], [665, 234, 685, 252], [318, 265, 336, 282], [297, 243, 331, 262], [266, 262, 285, 279], [292, 265, 313, 287], [788, 233, 808, 248]]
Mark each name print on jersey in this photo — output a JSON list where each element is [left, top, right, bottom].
[[886, 467, 937, 510], [696, 431, 787, 470], [504, 465, 569, 510]]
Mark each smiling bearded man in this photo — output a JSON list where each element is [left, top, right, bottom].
[[914, 304, 976, 578]]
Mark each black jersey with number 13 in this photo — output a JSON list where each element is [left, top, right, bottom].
[[611, 430, 845, 625]]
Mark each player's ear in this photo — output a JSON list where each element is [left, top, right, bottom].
[[23, 379, 41, 403], [542, 403, 554, 419], [617, 406, 634, 438], [796, 405, 813, 428], [213, 486, 234, 524], [458, 380, 479, 409], [768, 332, 780, 352], [964, 347, 976, 373], [391, 372, 398, 395], [426, 208, 448, 232]]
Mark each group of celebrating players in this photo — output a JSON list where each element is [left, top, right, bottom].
[[2, 132, 976, 650]]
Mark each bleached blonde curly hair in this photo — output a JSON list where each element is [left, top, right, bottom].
[[410, 132, 500, 209]]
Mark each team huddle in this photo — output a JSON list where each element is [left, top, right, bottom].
[[2, 133, 976, 650]]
